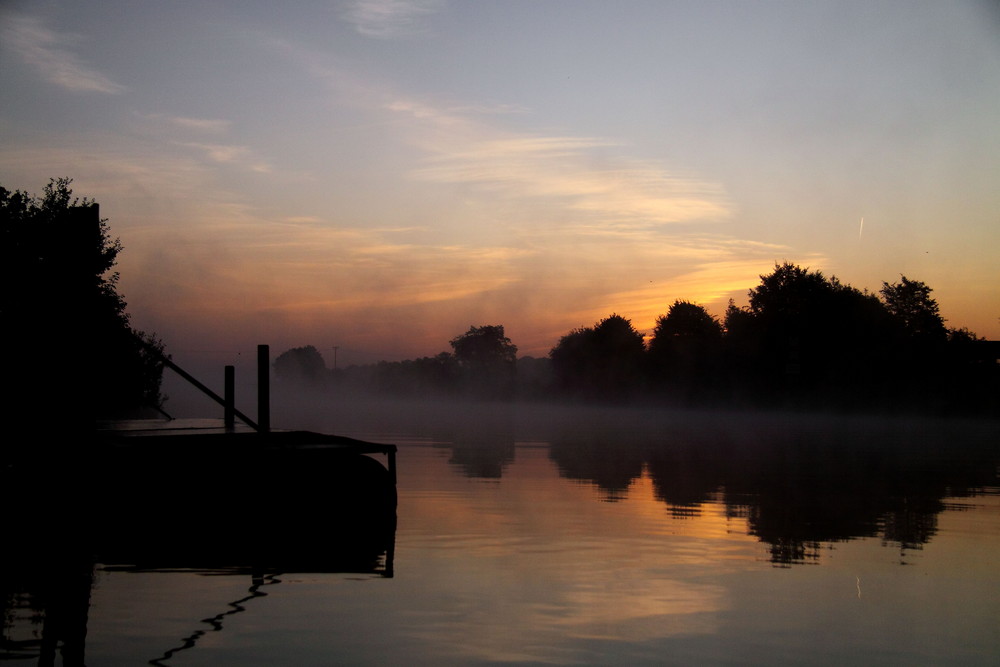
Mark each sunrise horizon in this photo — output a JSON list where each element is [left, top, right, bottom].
[[2, 1, 998, 370]]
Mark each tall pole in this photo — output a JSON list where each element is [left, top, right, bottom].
[[257, 345, 270, 433], [224, 365, 235, 429]]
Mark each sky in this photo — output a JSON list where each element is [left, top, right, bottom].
[[2, 0, 999, 371]]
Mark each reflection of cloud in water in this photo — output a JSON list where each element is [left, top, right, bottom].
[[419, 575, 724, 665], [395, 448, 738, 664], [543, 578, 724, 641]]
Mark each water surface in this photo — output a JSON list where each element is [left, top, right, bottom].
[[3, 403, 998, 665]]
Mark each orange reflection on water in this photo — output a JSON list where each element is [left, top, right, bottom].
[[394, 443, 764, 659]]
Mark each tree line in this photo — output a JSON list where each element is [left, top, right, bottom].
[[6, 178, 991, 419], [276, 325, 519, 399], [278, 263, 997, 415]]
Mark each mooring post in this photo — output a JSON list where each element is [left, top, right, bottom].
[[224, 365, 235, 429], [257, 345, 270, 433]]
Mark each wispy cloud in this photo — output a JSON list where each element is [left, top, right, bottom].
[[144, 113, 232, 134], [179, 142, 271, 173], [1, 14, 125, 94], [387, 97, 733, 228], [0, 140, 219, 210], [447, 103, 531, 116], [270, 40, 733, 232], [341, 0, 444, 38], [129, 210, 529, 325]]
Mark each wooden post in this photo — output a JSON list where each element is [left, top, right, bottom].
[[257, 345, 270, 433], [155, 354, 258, 430], [224, 365, 235, 429]]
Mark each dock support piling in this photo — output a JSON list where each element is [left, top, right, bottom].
[[224, 365, 235, 429], [257, 345, 270, 433]]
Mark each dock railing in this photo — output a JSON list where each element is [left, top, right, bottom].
[[150, 343, 271, 433]]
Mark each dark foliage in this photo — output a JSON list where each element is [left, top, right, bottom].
[[729, 264, 997, 413], [274, 345, 327, 386], [549, 314, 645, 400], [336, 352, 460, 396], [648, 300, 723, 404], [449, 325, 518, 397], [450, 325, 517, 368], [1, 178, 166, 425], [730, 263, 898, 408], [331, 326, 518, 398], [881, 276, 947, 343]]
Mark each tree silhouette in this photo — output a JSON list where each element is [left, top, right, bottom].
[[2, 178, 165, 426], [946, 327, 982, 344], [549, 314, 645, 400], [549, 327, 595, 395], [880, 276, 947, 343], [274, 345, 327, 386], [726, 263, 899, 407], [450, 325, 517, 368], [649, 300, 723, 403], [449, 325, 518, 397], [652, 300, 723, 341], [744, 263, 837, 402], [876, 275, 958, 409]]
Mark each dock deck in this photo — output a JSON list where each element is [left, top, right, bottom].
[[2, 418, 403, 574], [95, 418, 397, 482]]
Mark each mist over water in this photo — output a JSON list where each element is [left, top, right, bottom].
[[149, 371, 1000, 568], [267, 385, 999, 554]]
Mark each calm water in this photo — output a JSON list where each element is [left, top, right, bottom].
[[4, 401, 999, 665]]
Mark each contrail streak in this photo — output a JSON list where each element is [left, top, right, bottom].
[[859, 217, 864, 239]]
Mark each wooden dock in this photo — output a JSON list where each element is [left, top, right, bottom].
[[2, 417, 399, 576], [1, 345, 400, 573]]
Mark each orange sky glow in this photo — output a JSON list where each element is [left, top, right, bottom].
[[2, 2, 998, 370]]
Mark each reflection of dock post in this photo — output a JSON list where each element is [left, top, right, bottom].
[[385, 520, 396, 578], [39, 558, 94, 667], [224, 365, 235, 430], [257, 345, 270, 433]]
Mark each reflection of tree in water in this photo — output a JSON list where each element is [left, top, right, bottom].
[[722, 421, 994, 566], [0, 555, 93, 665], [445, 436, 516, 479], [436, 408, 517, 479], [881, 499, 941, 564], [548, 436, 644, 502], [542, 412, 998, 565], [646, 432, 727, 518], [726, 438, 889, 565]]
